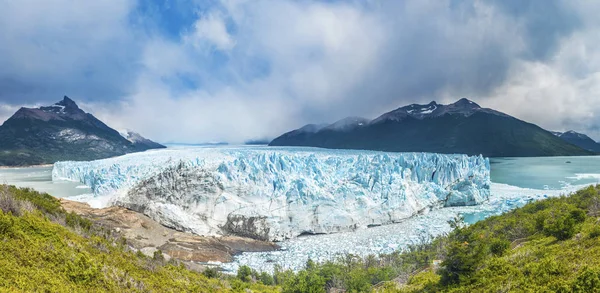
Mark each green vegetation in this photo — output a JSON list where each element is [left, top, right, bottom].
[[3, 184, 600, 292], [0, 185, 279, 292]]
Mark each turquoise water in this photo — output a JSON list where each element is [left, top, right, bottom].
[[0, 166, 91, 198], [490, 156, 600, 190]]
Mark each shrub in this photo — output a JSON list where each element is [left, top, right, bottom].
[[542, 204, 585, 241], [490, 239, 510, 256], [590, 226, 600, 239], [237, 265, 253, 282], [65, 212, 93, 231], [572, 268, 600, 293], [259, 272, 275, 285], [0, 212, 14, 236], [0, 188, 22, 216], [202, 267, 219, 279], [153, 250, 165, 262], [282, 270, 326, 293]]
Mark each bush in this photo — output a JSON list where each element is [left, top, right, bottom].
[[259, 272, 275, 285], [9, 186, 62, 215], [153, 250, 165, 262], [237, 265, 253, 282], [490, 239, 510, 256], [572, 268, 600, 293], [65, 212, 93, 231], [590, 226, 600, 239], [440, 233, 488, 285], [0, 212, 14, 236], [202, 267, 220, 279], [0, 188, 22, 216], [542, 205, 585, 241], [282, 270, 326, 293]]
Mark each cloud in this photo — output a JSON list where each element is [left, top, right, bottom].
[[484, 26, 600, 138], [1, 0, 599, 142], [0, 0, 139, 104], [186, 12, 235, 51]]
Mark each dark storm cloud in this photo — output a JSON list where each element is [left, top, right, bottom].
[[489, 0, 582, 60]]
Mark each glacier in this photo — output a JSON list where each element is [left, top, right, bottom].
[[52, 146, 490, 241], [222, 183, 588, 274]]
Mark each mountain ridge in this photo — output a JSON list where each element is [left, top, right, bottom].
[[270, 98, 594, 157], [553, 130, 600, 152]]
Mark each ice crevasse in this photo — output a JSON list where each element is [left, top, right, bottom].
[[52, 147, 491, 241]]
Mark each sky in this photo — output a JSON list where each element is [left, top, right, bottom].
[[0, 0, 599, 143]]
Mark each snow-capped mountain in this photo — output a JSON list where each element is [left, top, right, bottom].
[[270, 98, 592, 157], [119, 129, 167, 151], [0, 96, 165, 166], [553, 130, 600, 153], [53, 147, 490, 241], [369, 99, 509, 124]]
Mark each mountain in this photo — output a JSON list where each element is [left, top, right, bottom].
[[270, 98, 594, 157], [0, 96, 165, 166], [552, 130, 600, 153], [119, 129, 167, 151]]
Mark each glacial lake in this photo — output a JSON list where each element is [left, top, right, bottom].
[[0, 166, 92, 198], [490, 156, 600, 190]]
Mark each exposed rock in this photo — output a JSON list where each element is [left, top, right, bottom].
[[222, 214, 271, 241], [59, 198, 279, 265]]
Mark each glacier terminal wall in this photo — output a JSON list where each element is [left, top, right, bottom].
[[53, 147, 490, 241]]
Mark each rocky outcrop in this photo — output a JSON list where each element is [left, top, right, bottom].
[[59, 198, 279, 265], [222, 215, 271, 241]]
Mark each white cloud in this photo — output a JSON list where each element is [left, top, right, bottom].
[[0, 105, 24, 126], [484, 29, 600, 139], [187, 12, 235, 51]]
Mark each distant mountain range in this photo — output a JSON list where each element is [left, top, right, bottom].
[[552, 130, 600, 152], [0, 96, 165, 166], [270, 98, 595, 157]]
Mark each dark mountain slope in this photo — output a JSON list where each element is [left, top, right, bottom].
[[270, 98, 593, 157], [553, 130, 600, 153], [0, 96, 165, 166]]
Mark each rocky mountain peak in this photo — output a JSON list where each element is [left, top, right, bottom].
[[453, 98, 481, 108], [56, 96, 79, 109], [38, 96, 84, 116]]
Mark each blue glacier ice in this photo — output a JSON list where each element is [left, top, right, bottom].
[[53, 146, 490, 241]]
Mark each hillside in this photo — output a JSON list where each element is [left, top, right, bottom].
[[0, 185, 279, 292], [270, 99, 593, 157], [0, 97, 165, 166], [382, 184, 600, 292]]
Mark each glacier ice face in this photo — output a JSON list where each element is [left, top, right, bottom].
[[222, 182, 589, 274], [53, 147, 490, 241]]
